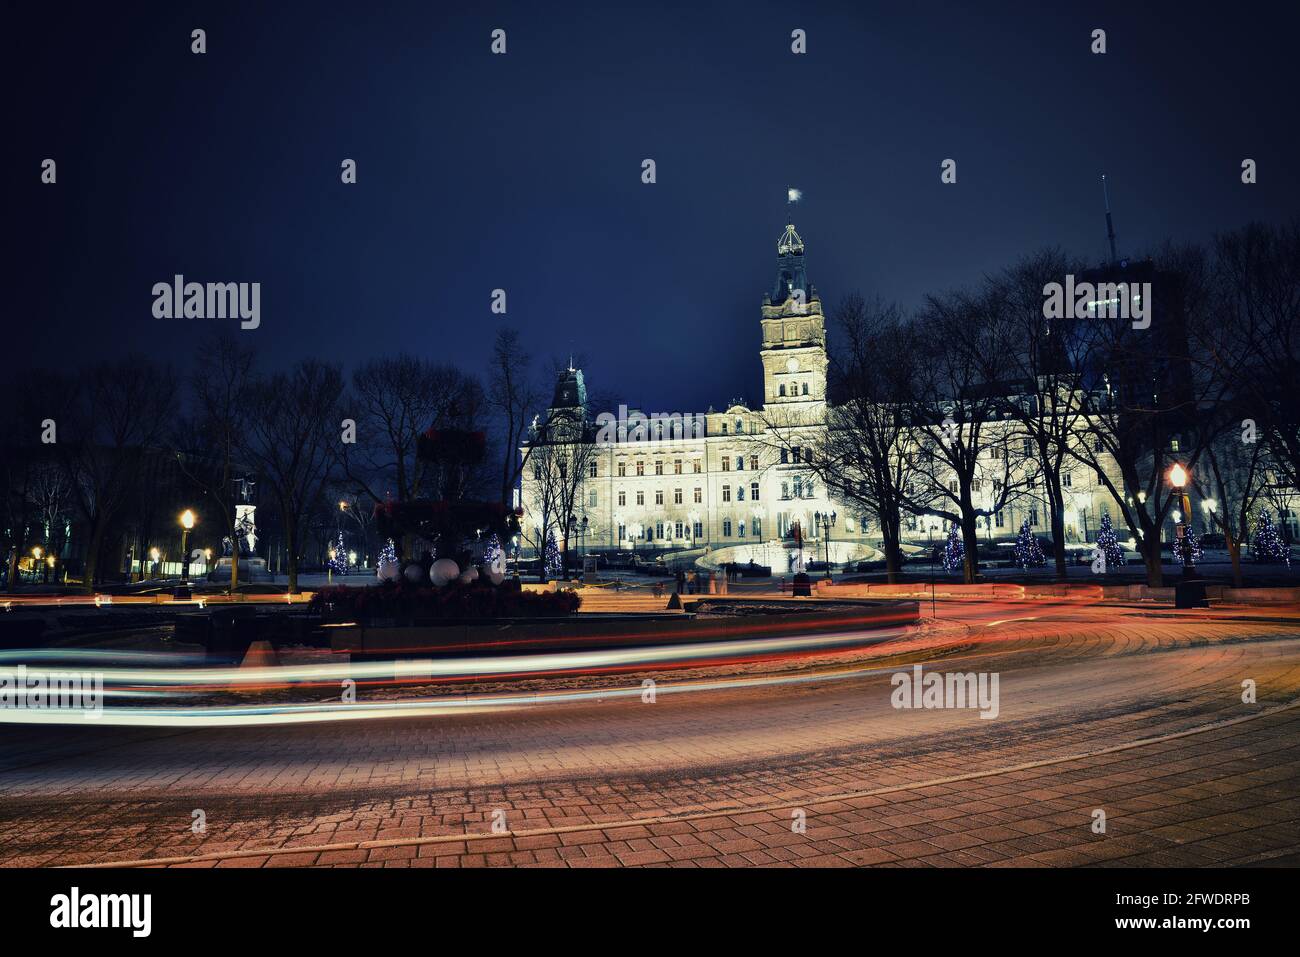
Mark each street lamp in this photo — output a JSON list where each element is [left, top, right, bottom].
[[179, 509, 196, 584], [814, 510, 837, 580], [1168, 463, 1193, 574], [328, 547, 336, 585], [1168, 463, 1201, 594], [31, 546, 42, 584]]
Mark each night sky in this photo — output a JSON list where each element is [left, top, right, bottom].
[[12, 1, 1300, 415]]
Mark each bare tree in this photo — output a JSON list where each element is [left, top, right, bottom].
[[174, 332, 254, 592], [1066, 244, 1228, 586], [489, 328, 542, 509], [342, 356, 482, 508], [1196, 431, 1269, 587], [54, 359, 177, 589], [757, 295, 918, 582], [241, 360, 344, 593], [903, 289, 1039, 583], [0, 373, 47, 589], [523, 407, 596, 579], [1208, 219, 1300, 488], [989, 249, 1093, 578]]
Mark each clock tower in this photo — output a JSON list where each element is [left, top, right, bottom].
[[760, 222, 828, 416]]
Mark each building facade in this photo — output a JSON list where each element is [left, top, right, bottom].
[[518, 222, 1201, 567]]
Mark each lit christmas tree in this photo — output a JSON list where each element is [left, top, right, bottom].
[[942, 522, 965, 574], [1014, 519, 1046, 568], [1185, 525, 1204, 564], [1096, 511, 1126, 568], [1252, 510, 1290, 565], [483, 533, 501, 568], [327, 531, 348, 574], [376, 538, 399, 580], [543, 528, 563, 580]]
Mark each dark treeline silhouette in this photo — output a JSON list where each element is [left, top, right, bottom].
[[0, 327, 550, 593]]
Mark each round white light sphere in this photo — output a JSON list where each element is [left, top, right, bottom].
[[402, 563, 425, 584]]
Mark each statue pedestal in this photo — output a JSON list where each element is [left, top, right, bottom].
[[208, 556, 274, 584]]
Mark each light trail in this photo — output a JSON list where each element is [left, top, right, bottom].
[[0, 658, 910, 727], [0, 625, 912, 726]]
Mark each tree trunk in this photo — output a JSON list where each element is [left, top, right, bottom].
[[961, 512, 979, 584], [1226, 526, 1243, 588], [82, 520, 106, 593], [1142, 535, 1164, 588], [1046, 485, 1067, 580], [881, 519, 901, 585], [285, 519, 299, 594]]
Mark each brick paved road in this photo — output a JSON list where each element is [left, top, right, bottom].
[[1, 605, 1298, 867]]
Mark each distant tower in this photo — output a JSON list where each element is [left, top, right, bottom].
[[541, 363, 587, 440], [760, 222, 827, 412]]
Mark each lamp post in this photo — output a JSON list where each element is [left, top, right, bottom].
[[1169, 464, 1195, 577], [1168, 463, 1207, 608], [179, 510, 195, 584], [31, 546, 42, 585], [814, 509, 837, 581]]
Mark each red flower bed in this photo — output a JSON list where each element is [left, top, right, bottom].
[[310, 580, 580, 622]]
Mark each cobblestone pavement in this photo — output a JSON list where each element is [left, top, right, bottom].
[[1, 606, 1299, 867]]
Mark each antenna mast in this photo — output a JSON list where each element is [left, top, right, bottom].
[[1102, 174, 1118, 264]]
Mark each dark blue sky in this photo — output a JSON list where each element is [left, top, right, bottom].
[[13, 1, 1300, 414]]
